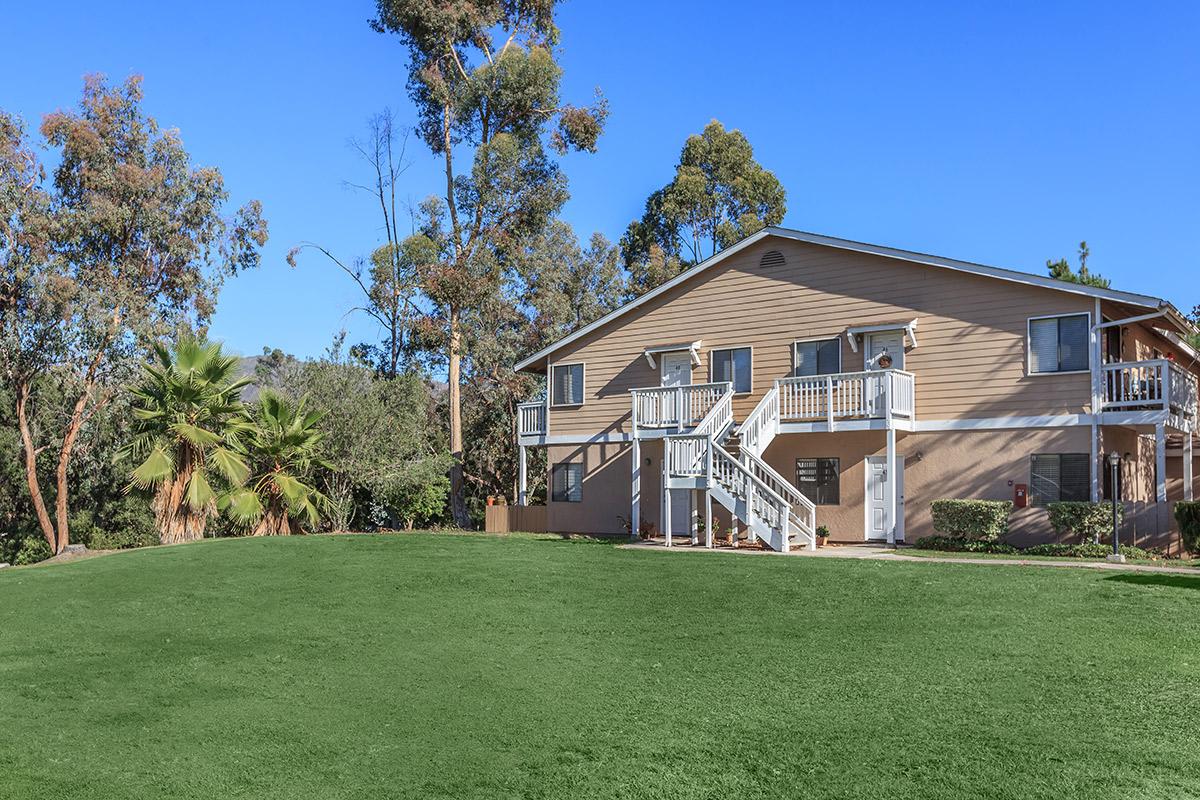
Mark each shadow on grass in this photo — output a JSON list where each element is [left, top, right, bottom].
[[1104, 573, 1200, 591]]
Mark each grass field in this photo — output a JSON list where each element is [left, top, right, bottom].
[[3, 533, 1200, 799]]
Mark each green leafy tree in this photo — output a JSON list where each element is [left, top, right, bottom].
[[119, 338, 251, 544], [262, 337, 450, 531], [0, 75, 267, 554], [223, 391, 329, 536], [622, 120, 786, 295], [1046, 241, 1109, 289], [370, 0, 608, 527], [1185, 305, 1200, 352]]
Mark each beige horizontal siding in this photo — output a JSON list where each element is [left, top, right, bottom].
[[544, 238, 1107, 436]]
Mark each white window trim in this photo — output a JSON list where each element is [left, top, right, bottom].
[[708, 345, 754, 395], [549, 361, 586, 407], [791, 336, 843, 377], [1026, 312, 1092, 377]]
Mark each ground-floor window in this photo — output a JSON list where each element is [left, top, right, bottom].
[[796, 457, 840, 505], [551, 462, 583, 503], [1030, 453, 1090, 505]]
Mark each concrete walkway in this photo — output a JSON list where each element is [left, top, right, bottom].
[[620, 540, 1200, 575]]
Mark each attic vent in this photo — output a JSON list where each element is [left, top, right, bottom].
[[759, 250, 785, 269]]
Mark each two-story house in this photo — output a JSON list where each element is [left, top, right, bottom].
[[509, 228, 1199, 552]]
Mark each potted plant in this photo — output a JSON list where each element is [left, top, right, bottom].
[[816, 525, 830, 547]]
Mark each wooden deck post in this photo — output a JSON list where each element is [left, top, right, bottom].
[[704, 490, 713, 548], [690, 489, 699, 545], [664, 467, 673, 548]]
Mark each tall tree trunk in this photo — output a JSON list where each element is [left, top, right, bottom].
[[53, 384, 94, 553], [447, 306, 470, 527], [154, 446, 208, 544], [15, 379, 57, 552]]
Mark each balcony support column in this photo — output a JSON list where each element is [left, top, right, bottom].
[[1156, 422, 1167, 504], [630, 437, 640, 539], [518, 444, 528, 506], [1090, 422, 1100, 502], [663, 457, 673, 548], [885, 426, 897, 545], [1185, 433, 1194, 502]]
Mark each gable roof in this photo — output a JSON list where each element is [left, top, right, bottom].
[[514, 227, 1192, 372]]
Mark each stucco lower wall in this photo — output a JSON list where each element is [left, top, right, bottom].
[[544, 441, 633, 535], [761, 426, 1097, 545]]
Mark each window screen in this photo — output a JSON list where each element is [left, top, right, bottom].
[[796, 457, 840, 505], [1030, 453, 1090, 505], [551, 463, 582, 502], [712, 347, 752, 393], [551, 363, 584, 406], [1029, 315, 1089, 373], [794, 338, 841, 377]]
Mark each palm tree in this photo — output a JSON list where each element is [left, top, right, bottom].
[[120, 338, 251, 544], [222, 391, 329, 536]]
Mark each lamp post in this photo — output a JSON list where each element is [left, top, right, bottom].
[[1107, 451, 1125, 563]]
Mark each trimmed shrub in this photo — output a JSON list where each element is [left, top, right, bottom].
[[1176, 501, 1200, 554], [14, 536, 52, 566], [1023, 542, 1155, 560], [1047, 501, 1120, 544], [913, 535, 1020, 554], [930, 500, 1013, 541]]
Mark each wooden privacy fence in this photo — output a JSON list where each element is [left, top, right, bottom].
[[485, 505, 548, 533]]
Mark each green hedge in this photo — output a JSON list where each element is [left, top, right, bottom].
[[1023, 542, 1155, 560], [13, 537, 52, 566], [930, 500, 1013, 541], [1176, 502, 1200, 554], [913, 535, 1019, 554], [1047, 501, 1120, 543]]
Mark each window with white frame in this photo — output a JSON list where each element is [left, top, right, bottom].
[[551, 363, 584, 406], [711, 347, 752, 393], [1029, 314, 1090, 374], [551, 462, 583, 503], [1029, 453, 1090, 505], [793, 338, 841, 377]]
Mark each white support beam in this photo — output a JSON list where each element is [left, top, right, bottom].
[[1186, 435, 1195, 502], [690, 490, 699, 545], [518, 445, 528, 506], [1156, 422, 1168, 503], [630, 438, 641, 539], [1090, 422, 1100, 502], [704, 490, 713, 548], [886, 427, 897, 545], [663, 473, 673, 548]]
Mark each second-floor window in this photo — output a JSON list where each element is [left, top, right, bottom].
[[551, 363, 584, 406], [1029, 314, 1089, 374], [793, 338, 841, 377], [711, 347, 752, 393]]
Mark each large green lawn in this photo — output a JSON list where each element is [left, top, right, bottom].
[[3, 533, 1200, 799]]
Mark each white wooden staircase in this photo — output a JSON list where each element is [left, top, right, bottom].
[[662, 384, 817, 552]]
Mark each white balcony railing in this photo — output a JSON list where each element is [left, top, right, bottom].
[[776, 369, 915, 424], [631, 382, 731, 431], [518, 401, 547, 437], [1102, 360, 1198, 417]]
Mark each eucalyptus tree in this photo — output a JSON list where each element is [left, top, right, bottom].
[[370, 0, 608, 526], [120, 338, 251, 544], [622, 120, 786, 295], [0, 75, 267, 554], [1046, 241, 1110, 289]]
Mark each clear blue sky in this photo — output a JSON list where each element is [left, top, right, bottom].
[[3, 1, 1197, 359]]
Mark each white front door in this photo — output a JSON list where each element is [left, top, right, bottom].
[[669, 489, 692, 536], [865, 456, 905, 542], [660, 352, 691, 387], [865, 332, 905, 370]]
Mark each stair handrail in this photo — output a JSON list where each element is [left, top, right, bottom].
[[739, 449, 816, 523], [735, 383, 779, 457], [664, 383, 734, 477], [711, 441, 792, 534]]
